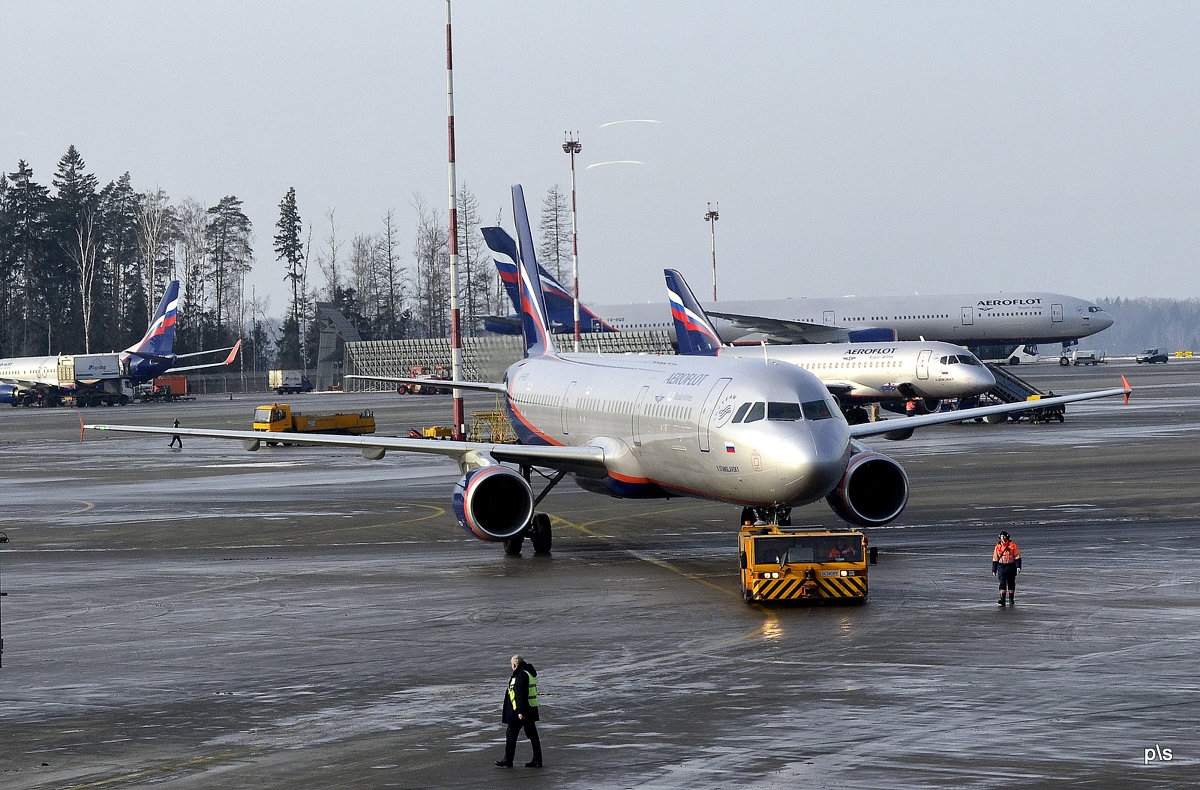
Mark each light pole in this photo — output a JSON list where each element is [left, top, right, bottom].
[[705, 202, 719, 301], [563, 132, 582, 351]]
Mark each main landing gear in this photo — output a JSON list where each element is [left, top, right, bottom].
[[503, 465, 565, 557]]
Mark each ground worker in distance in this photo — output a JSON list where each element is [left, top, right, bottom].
[[169, 419, 183, 449], [496, 654, 542, 769], [992, 531, 1022, 606]]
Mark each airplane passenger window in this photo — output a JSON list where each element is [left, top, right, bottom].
[[801, 399, 833, 421], [767, 402, 802, 421], [744, 402, 765, 423], [732, 402, 752, 423]]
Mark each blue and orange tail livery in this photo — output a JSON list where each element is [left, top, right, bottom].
[[665, 269, 723, 356], [510, 185, 557, 358]]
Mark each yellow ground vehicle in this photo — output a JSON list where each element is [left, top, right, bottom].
[[252, 404, 375, 440], [739, 525, 871, 604]]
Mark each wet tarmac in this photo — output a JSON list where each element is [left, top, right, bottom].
[[1, 360, 1198, 789]]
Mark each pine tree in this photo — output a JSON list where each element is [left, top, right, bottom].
[[273, 187, 305, 366], [205, 195, 253, 346]]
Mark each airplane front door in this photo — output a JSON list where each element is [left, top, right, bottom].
[[632, 385, 649, 447], [917, 349, 932, 380], [697, 377, 732, 453], [961, 306, 974, 326], [1052, 303, 1064, 323]]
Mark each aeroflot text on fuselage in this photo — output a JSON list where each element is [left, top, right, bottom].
[[977, 299, 1042, 307], [664, 372, 710, 386], [843, 347, 898, 355]]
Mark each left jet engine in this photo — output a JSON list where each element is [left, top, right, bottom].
[[825, 450, 910, 527], [452, 466, 534, 541]]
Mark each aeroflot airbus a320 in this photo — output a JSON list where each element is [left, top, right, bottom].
[[87, 185, 1131, 556]]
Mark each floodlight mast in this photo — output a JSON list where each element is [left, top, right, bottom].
[[705, 202, 720, 301], [563, 132, 582, 351]]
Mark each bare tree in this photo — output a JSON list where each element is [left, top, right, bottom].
[[375, 208, 407, 339], [318, 208, 343, 299], [137, 186, 174, 323], [410, 192, 449, 339], [538, 184, 570, 282]]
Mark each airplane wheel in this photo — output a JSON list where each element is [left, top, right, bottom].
[[504, 533, 525, 556], [530, 513, 552, 555], [777, 508, 792, 526]]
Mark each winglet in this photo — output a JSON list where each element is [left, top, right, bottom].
[[511, 185, 557, 357], [223, 339, 243, 365], [1122, 374, 1131, 405], [664, 268, 724, 356]]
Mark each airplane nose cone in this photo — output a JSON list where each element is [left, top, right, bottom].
[[771, 424, 850, 504], [972, 366, 997, 394], [1096, 309, 1114, 331]]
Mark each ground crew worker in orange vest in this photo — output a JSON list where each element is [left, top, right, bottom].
[[992, 531, 1022, 606]]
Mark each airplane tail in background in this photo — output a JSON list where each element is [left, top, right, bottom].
[[125, 280, 180, 360], [510, 185, 557, 358], [665, 269, 724, 356], [481, 227, 618, 335]]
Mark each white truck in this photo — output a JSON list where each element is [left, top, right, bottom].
[[1060, 349, 1106, 366], [269, 369, 314, 394]]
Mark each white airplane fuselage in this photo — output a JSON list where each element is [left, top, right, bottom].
[[504, 351, 851, 507], [715, 341, 995, 402], [585, 291, 1112, 346]]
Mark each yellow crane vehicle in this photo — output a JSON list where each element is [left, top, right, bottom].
[[252, 403, 375, 444], [738, 524, 874, 605]]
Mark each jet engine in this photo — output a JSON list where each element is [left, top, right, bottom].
[[825, 451, 909, 527], [881, 397, 942, 416], [452, 465, 534, 541]]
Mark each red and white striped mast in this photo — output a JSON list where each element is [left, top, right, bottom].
[[445, 0, 465, 439]]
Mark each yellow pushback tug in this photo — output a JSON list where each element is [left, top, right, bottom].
[[738, 524, 874, 604]]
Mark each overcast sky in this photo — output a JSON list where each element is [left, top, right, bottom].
[[4, 1, 1199, 317]]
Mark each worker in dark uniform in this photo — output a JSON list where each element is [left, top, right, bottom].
[[168, 419, 183, 448], [992, 531, 1022, 606], [496, 654, 542, 768]]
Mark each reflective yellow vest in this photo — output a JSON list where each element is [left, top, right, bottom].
[[508, 670, 538, 711]]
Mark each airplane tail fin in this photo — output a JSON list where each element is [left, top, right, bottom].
[[481, 225, 522, 314], [125, 280, 180, 359], [665, 269, 724, 356], [482, 225, 618, 335], [511, 185, 557, 357]]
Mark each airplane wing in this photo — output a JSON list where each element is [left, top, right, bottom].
[[167, 340, 243, 373], [705, 310, 850, 344], [84, 423, 608, 475], [848, 379, 1132, 440], [343, 374, 507, 395]]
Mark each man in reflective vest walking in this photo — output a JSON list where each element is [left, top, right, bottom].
[[496, 654, 542, 768], [992, 531, 1022, 606]]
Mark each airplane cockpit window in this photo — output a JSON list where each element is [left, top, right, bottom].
[[959, 355, 982, 366], [743, 402, 765, 423], [801, 399, 833, 421], [1088, 306, 1104, 313], [767, 402, 802, 421], [732, 402, 752, 423]]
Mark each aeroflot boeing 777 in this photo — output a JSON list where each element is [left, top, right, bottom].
[[481, 245, 1113, 352], [88, 185, 1131, 555]]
